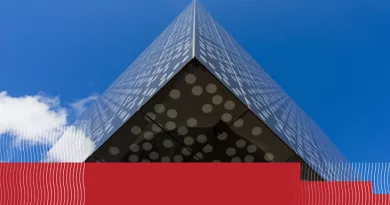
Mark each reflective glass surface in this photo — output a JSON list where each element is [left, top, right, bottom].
[[193, 2, 355, 180], [47, 1, 357, 181], [88, 61, 297, 164]]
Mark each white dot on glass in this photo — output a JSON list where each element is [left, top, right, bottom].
[[161, 156, 171, 162], [226, 148, 236, 156], [143, 131, 154, 140], [167, 109, 178, 119], [163, 139, 173, 148], [173, 155, 183, 162], [236, 140, 246, 148], [212, 95, 223, 105], [197, 135, 207, 143], [146, 112, 156, 121], [203, 144, 213, 153], [154, 104, 165, 113], [169, 89, 181, 99], [196, 152, 203, 159], [244, 155, 254, 162], [152, 124, 162, 133], [192, 86, 203, 96], [184, 136, 194, 145], [187, 118, 197, 127], [217, 132, 228, 140], [109, 147, 120, 155], [264, 153, 274, 161], [177, 126, 188, 135], [131, 126, 142, 135], [233, 119, 244, 128], [206, 84, 217, 94], [231, 157, 241, 162], [224, 101, 235, 110], [142, 142, 153, 151], [128, 155, 139, 162], [129, 144, 140, 152], [252, 127, 263, 136], [181, 148, 191, 156], [221, 113, 232, 122], [247, 145, 257, 153], [165, 121, 176, 131], [185, 74, 196, 84], [149, 152, 159, 160], [202, 104, 213, 113]]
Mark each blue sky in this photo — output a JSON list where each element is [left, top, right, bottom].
[[0, 0, 389, 164]]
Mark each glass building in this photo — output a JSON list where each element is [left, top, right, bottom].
[[46, 0, 357, 181]]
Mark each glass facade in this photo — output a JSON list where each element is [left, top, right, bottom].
[[47, 0, 357, 181]]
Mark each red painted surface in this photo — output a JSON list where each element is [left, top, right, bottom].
[[0, 163, 388, 205]]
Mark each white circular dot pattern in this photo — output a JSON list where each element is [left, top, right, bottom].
[[109, 147, 120, 155], [185, 74, 196, 84], [197, 135, 207, 143], [192, 86, 203, 96], [212, 95, 223, 105], [252, 127, 263, 136], [203, 144, 213, 153], [233, 119, 244, 128], [167, 109, 178, 119], [145, 113, 156, 121], [142, 142, 153, 151], [154, 104, 165, 113], [161, 156, 171, 162], [143, 132, 154, 140], [231, 157, 241, 162], [173, 155, 183, 162], [149, 152, 159, 160], [217, 132, 228, 140], [177, 126, 188, 135], [163, 139, 174, 148], [224, 101, 235, 110], [128, 155, 139, 162], [247, 145, 257, 153], [129, 144, 140, 152], [169, 89, 181, 99], [236, 140, 246, 148], [152, 124, 162, 133], [184, 136, 194, 145], [131, 126, 142, 135], [206, 84, 217, 94], [264, 153, 274, 161], [165, 121, 176, 130], [120, 33, 278, 165], [187, 118, 197, 127], [202, 104, 213, 113], [181, 148, 191, 156], [226, 148, 236, 156], [221, 113, 232, 122], [196, 152, 203, 159], [244, 155, 254, 162]]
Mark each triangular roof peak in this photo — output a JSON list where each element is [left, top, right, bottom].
[[46, 0, 356, 182]]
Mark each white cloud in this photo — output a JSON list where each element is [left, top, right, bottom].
[[70, 94, 98, 117], [43, 125, 96, 162], [0, 91, 98, 162], [0, 91, 67, 145]]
